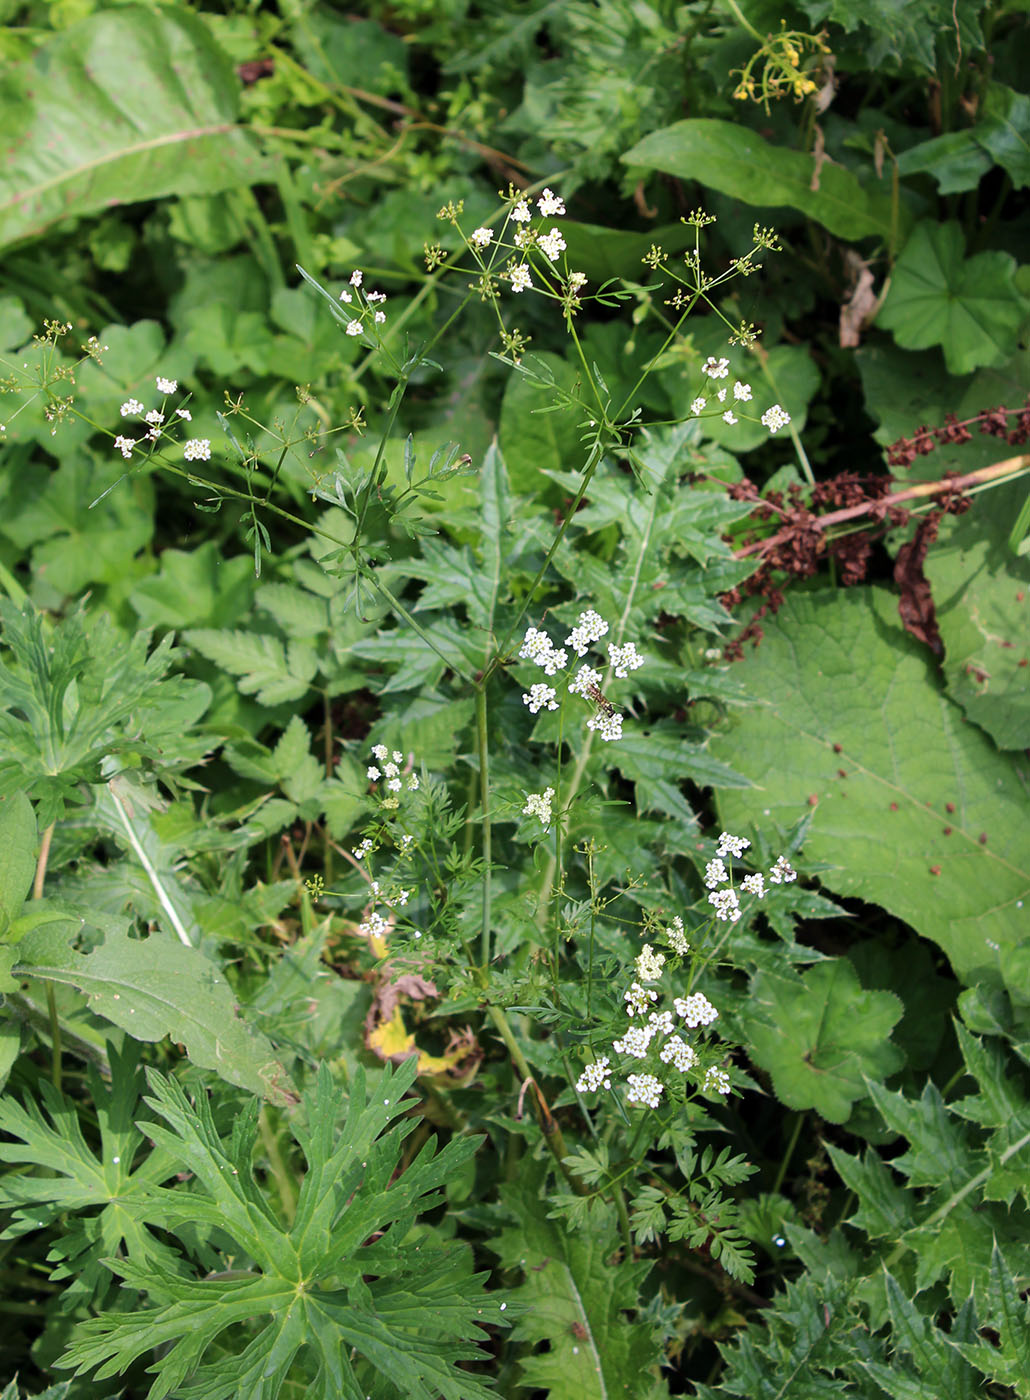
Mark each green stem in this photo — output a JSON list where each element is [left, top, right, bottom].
[[476, 686, 492, 967], [772, 1111, 804, 1195], [34, 821, 61, 1093], [258, 1108, 298, 1226]]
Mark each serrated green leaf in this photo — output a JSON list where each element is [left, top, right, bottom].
[[948, 1242, 1030, 1387], [710, 588, 1030, 984], [923, 477, 1030, 749], [184, 628, 317, 706], [876, 221, 1028, 374], [740, 959, 904, 1123], [60, 1059, 504, 1400], [0, 1041, 183, 1309], [977, 83, 1030, 189], [495, 1175, 669, 1398]]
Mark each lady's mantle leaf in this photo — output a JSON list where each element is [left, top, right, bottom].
[[876, 221, 1028, 375], [738, 959, 904, 1123], [710, 588, 1030, 985]]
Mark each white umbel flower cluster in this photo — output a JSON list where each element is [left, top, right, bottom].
[[516, 608, 644, 745]]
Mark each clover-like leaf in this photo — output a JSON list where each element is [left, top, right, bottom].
[[876, 221, 1028, 374]]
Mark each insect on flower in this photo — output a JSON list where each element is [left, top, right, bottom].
[[585, 682, 616, 717]]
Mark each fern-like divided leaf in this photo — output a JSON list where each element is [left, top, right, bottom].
[[59, 1057, 509, 1400]]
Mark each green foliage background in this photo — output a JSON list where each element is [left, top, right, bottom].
[[0, 0, 1029, 1397]]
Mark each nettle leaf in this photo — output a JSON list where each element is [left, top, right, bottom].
[[0, 5, 271, 250], [494, 1177, 669, 1399], [976, 83, 1030, 189], [739, 959, 904, 1123], [0, 1041, 184, 1310], [948, 1242, 1030, 1388], [924, 477, 1030, 750], [60, 1059, 507, 1400], [623, 119, 903, 242], [876, 221, 1029, 375], [859, 1276, 981, 1400], [804, 0, 981, 71], [710, 589, 1030, 984], [14, 920, 293, 1105]]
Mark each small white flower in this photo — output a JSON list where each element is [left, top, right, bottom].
[[608, 641, 643, 678], [113, 435, 135, 459], [519, 626, 550, 661], [733, 381, 752, 401], [567, 271, 587, 292], [717, 832, 751, 859], [647, 1010, 675, 1038], [703, 1066, 731, 1095], [345, 319, 363, 337], [367, 290, 387, 303], [660, 1035, 697, 1072], [523, 683, 558, 714], [717, 387, 727, 402], [509, 264, 533, 293], [176, 407, 192, 421], [374, 310, 386, 324], [405, 773, 419, 790], [358, 909, 389, 939], [635, 944, 666, 982], [471, 227, 493, 250], [665, 916, 690, 956], [537, 645, 567, 676], [155, 376, 178, 394], [704, 858, 728, 889], [568, 664, 602, 697], [339, 289, 353, 304], [722, 410, 737, 425], [144, 409, 164, 426], [702, 356, 730, 379], [350, 270, 363, 287], [523, 787, 555, 826], [614, 1024, 653, 1057], [742, 872, 766, 898], [537, 188, 566, 217], [770, 855, 797, 883], [690, 397, 707, 416], [514, 227, 532, 249], [183, 438, 211, 462], [366, 766, 380, 781], [538, 227, 566, 261], [565, 609, 609, 655], [512, 200, 532, 222], [387, 776, 402, 792], [675, 992, 719, 1027], [761, 404, 791, 434], [120, 398, 144, 417], [708, 887, 741, 922], [626, 1073, 663, 1108], [353, 838, 374, 859], [586, 710, 623, 742], [576, 1057, 612, 1092], [624, 982, 658, 1017], [371, 744, 388, 761]]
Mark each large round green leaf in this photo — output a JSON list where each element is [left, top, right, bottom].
[[0, 6, 270, 251], [876, 221, 1028, 375], [710, 588, 1029, 983]]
